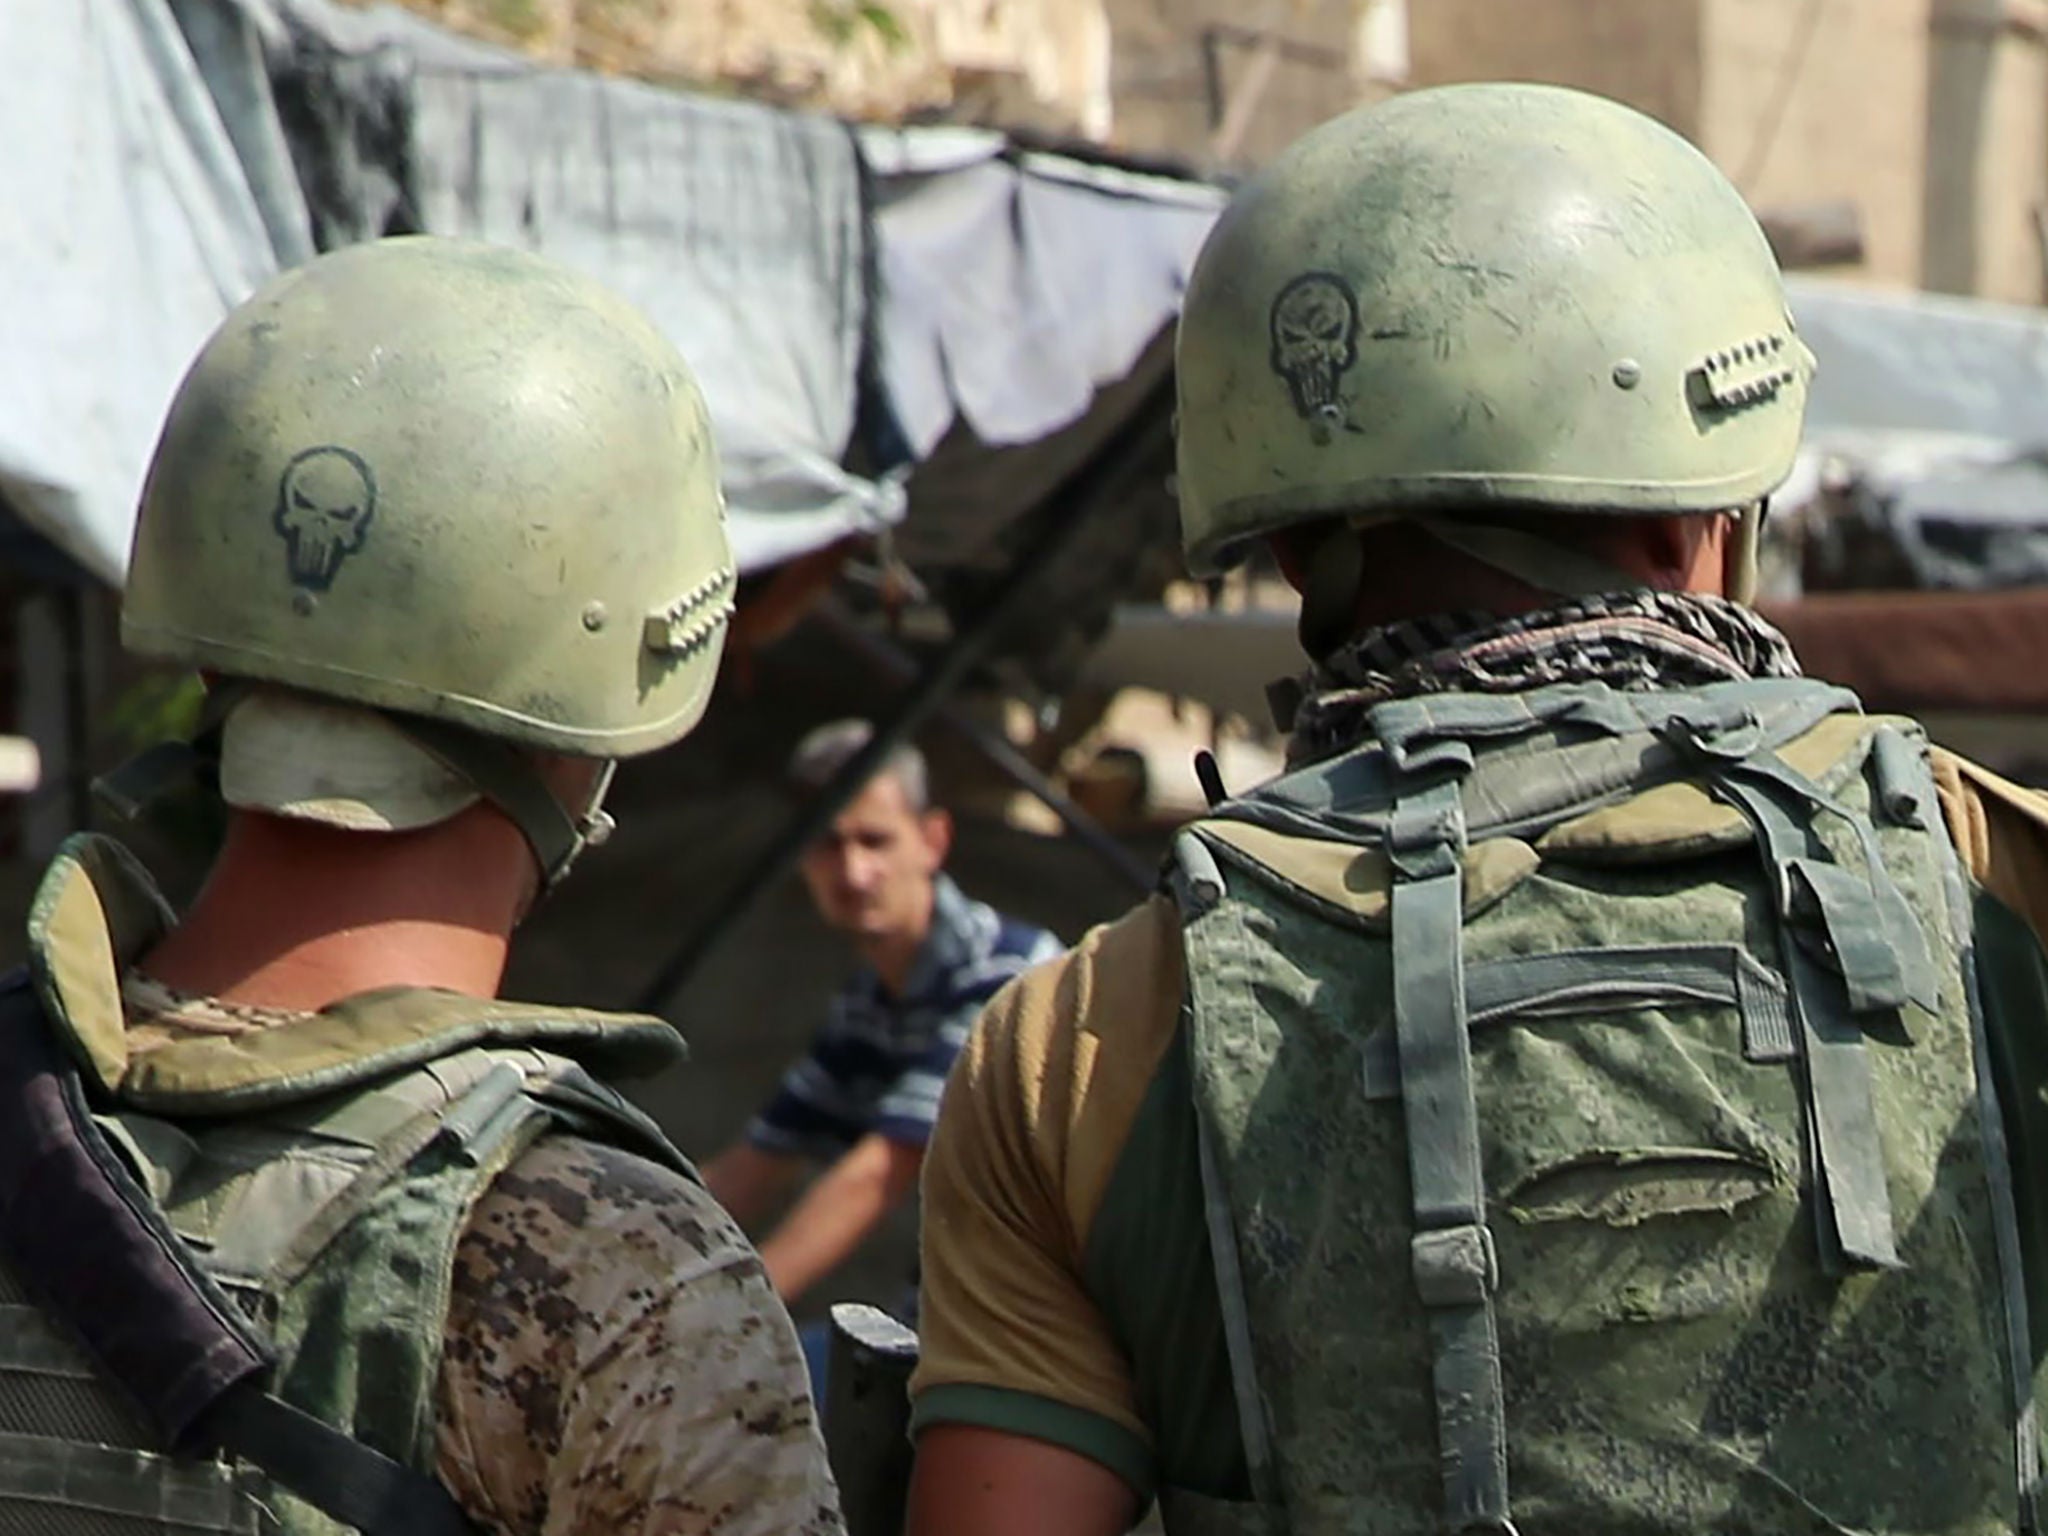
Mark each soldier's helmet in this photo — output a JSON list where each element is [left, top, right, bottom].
[[122, 236, 735, 884], [1174, 82, 1812, 601]]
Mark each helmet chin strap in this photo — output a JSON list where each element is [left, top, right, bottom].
[[1297, 524, 1368, 662], [386, 716, 617, 895], [1726, 502, 1765, 605]]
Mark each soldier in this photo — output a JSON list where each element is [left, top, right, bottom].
[[0, 238, 843, 1534], [906, 85, 2048, 1535]]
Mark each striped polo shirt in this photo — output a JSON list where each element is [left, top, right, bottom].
[[747, 875, 1063, 1157]]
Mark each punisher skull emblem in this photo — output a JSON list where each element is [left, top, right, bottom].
[[272, 446, 377, 592], [1269, 272, 1360, 424]]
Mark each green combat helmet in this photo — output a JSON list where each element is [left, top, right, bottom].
[[1174, 82, 1814, 618], [120, 236, 736, 883]]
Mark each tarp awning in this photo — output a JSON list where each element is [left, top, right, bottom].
[[0, 0, 1228, 590], [0, 0, 287, 585]]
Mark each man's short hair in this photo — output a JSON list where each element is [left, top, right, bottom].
[[788, 719, 930, 813]]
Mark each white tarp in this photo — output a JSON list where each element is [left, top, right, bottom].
[[379, 6, 901, 571], [863, 125, 1225, 458], [1, 0, 901, 580], [1, 0, 1232, 588], [1778, 278, 2048, 588], [0, 0, 288, 584]]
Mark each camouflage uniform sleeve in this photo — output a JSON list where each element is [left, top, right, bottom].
[[433, 1134, 844, 1536]]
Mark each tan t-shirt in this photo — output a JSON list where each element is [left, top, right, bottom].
[[910, 745, 2048, 1493], [123, 984, 844, 1536]]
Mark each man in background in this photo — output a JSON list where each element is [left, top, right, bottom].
[[703, 720, 1061, 1360]]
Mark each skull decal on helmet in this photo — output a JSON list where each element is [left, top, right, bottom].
[[1269, 272, 1360, 424], [272, 446, 377, 592]]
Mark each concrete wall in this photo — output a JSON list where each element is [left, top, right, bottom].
[[1397, 0, 2047, 303], [1104, 0, 1364, 167], [1924, 0, 2048, 302], [1404, 0, 1706, 140], [378, 0, 1113, 136], [1701, 0, 1931, 290]]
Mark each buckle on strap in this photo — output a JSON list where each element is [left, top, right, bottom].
[[1412, 1223, 1498, 1310]]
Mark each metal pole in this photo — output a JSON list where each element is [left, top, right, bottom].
[[1200, 27, 1226, 131], [814, 600, 1156, 894], [634, 388, 1169, 1015]]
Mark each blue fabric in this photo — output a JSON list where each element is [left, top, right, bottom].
[[748, 877, 1061, 1158]]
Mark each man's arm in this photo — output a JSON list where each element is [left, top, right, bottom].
[[437, 1136, 844, 1536], [757, 1131, 924, 1302], [754, 970, 1001, 1303], [908, 899, 1191, 1530], [702, 1140, 805, 1228], [908, 1426, 1137, 1536]]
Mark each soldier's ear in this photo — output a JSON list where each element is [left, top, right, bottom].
[[919, 807, 953, 869]]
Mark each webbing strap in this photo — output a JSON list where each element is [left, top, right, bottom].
[[0, 973, 482, 1536], [1931, 796, 2043, 1530], [1463, 944, 1794, 1057], [0, 1301, 99, 1376], [1361, 943, 1795, 1102], [0, 1428, 256, 1533], [1387, 780, 1514, 1534], [1661, 724, 1903, 1272], [389, 717, 585, 888], [195, 1385, 477, 1536], [90, 682, 246, 822], [1194, 1096, 1283, 1505], [1869, 727, 1930, 829], [1961, 941, 2045, 1534], [1170, 832, 1282, 1506], [1404, 518, 1643, 602]]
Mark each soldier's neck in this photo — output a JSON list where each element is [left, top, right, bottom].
[[137, 807, 527, 1013]]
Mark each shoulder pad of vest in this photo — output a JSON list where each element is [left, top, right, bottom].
[[1538, 712, 1888, 863], [122, 992, 684, 1115], [26, 834, 178, 1095], [1186, 818, 1538, 932], [22, 831, 683, 1112]]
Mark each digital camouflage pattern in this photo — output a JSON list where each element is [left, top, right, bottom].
[[116, 992, 845, 1536], [439, 1135, 842, 1536], [1169, 679, 2042, 1535]]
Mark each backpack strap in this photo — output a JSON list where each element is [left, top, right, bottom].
[[193, 1387, 477, 1536], [1657, 713, 1920, 1273], [0, 968, 479, 1535], [1167, 834, 1284, 1509], [1359, 943, 1796, 1101], [1912, 731, 2044, 1532], [1385, 776, 1515, 1535]]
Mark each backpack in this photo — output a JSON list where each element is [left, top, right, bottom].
[[1164, 678, 2042, 1535]]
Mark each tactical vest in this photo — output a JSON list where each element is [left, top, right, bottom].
[[0, 834, 695, 1535], [1162, 678, 2046, 1536]]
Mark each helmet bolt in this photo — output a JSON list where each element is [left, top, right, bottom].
[[582, 601, 609, 633], [1612, 359, 1642, 390]]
